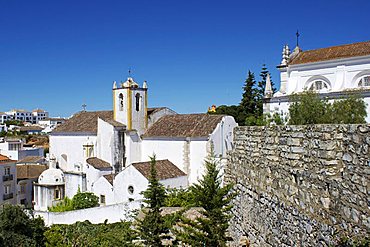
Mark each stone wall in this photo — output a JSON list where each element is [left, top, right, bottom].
[[225, 124, 370, 246]]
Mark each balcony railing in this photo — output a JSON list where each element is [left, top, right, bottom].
[[3, 193, 13, 200], [3, 174, 13, 181]]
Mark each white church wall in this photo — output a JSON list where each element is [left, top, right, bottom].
[[84, 163, 103, 192], [113, 165, 148, 203], [50, 134, 97, 171], [125, 132, 142, 166], [141, 139, 185, 171], [92, 177, 115, 205], [34, 201, 141, 226], [97, 119, 114, 165], [189, 140, 207, 184], [64, 172, 85, 198], [161, 176, 188, 189]]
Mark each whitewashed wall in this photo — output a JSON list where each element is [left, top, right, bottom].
[[97, 119, 114, 165], [141, 139, 185, 170], [125, 132, 141, 166], [113, 165, 148, 203], [50, 134, 97, 171], [34, 201, 141, 226], [92, 177, 114, 205]]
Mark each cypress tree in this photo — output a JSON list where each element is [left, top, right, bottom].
[[240, 70, 257, 118], [136, 156, 169, 246]]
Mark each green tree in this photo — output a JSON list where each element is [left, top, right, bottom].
[[330, 95, 367, 124], [240, 70, 258, 121], [288, 91, 330, 125], [45, 221, 136, 247], [0, 205, 46, 247], [288, 91, 367, 125], [72, 191, 99, 210], [136, 155, 170, 246], [176, 154, 236, 247], [164, 188, 194, 207]]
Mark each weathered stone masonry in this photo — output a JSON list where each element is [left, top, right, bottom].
[[225, 124, 370, 246]]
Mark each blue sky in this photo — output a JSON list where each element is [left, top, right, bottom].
[[1, 0, 369, 117]]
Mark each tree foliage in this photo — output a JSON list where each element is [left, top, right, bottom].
[[45, 221, 136, 247], [136, 155, 170, 246], [288, 91, 367, 125], [164, 188, 194, 207], [175, 154, 236, 247], [49, 191, 99, 212], [0, 205, 46, 247]]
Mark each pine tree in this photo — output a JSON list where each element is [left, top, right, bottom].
[[240, 70, 257, 119], [136, 156, 169, 246], [176, 154, 236, 247]]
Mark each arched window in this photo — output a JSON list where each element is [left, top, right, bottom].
[[119, 93, 124, 111], [307, 80, 330, 92], [135, 93, 141, 111], [358, 75, 370, 87]]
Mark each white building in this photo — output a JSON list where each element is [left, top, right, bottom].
[[0, 154, 17, 205], [36, 77, 236, 210], [2, 109, 49, 124], [0, 138, 44, 161], [93, 159, 187, 206], [264, 40, 370, 122]]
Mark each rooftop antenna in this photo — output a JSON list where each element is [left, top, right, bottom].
[[82, 104, 87, 112], [296, 30, 300, 47]]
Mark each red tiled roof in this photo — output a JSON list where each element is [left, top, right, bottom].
[[52, 111, 114, 134], [86, 157, 112, 170], [103, 174, 115, 185], [132, 159, 186, 180], [290, 41, 370, 65], [143, 114, 224, 138]]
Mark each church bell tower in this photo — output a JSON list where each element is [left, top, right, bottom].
[[113, 77, 148, 135]]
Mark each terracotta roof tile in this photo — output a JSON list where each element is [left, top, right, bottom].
[[290, 41, 370, 65], [143, 113, 224, 138], [132, 159, 186, 180], [17, 156, 46, 164], [86, 157, 112, 170], [52, 111, 113, 134], [103, 174, 114, 185], [0, 155, 16, 165], [17, 164, 47, 179]]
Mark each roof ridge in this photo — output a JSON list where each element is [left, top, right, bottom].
[[300, 40, 370, 54]]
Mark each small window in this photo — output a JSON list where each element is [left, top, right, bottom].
[[128, 185, 134, 195], [54, 189, 60, 200], [358, 75, 370, 87], [119, 93, 124, 111], [4, 167, 10, 175], [100, 195, 106, 204], [135, 93, 140, 111]]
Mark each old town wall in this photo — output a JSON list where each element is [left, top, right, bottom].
[[225, 124, 370, 246]]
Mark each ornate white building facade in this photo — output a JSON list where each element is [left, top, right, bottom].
[[264, 41, 370, 122], [34, 77, 237, 210]]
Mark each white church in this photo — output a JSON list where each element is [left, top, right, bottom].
[[34, 77, 237, 210], [264, 40, 370, 122]]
